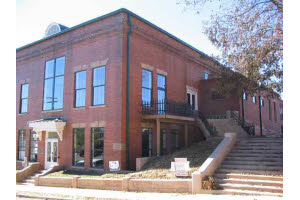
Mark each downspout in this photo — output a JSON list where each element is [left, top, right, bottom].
[[241, 95, 245, 127], [258, 95, 263, 136], [126, 14, 133, 170]]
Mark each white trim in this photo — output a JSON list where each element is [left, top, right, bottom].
[[28, 120, 66, 141], [186, 87, 198, 110]]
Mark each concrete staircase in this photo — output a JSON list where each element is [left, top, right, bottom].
[[214, 137, 283, 196], [208, 118, 249, 137], [18, 170, 47, 186]]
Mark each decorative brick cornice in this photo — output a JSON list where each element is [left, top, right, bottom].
[[133, 25, 221, 74], [16, 23, 125, 62]]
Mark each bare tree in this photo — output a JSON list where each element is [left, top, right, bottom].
[[178, 0, 283, 95]]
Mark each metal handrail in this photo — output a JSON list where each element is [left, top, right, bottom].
[[198, 111, 216, 136], [141, 100, 194, 117], [231, 111, 255, 136]]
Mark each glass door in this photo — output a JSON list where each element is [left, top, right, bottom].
[[45, 138, 58, 169]]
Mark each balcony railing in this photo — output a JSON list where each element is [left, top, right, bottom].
[[141, 100, 194, 117]]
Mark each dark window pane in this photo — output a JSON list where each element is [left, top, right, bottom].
[[73, 129, 85, 167], [18, 130, 26, 161], [142, 69, 152, 88], [76, 89, 86, 107], [93, 86, 105, 105], [45, 60, 55, 78], [21, 84, 29, 98], [142, 88, 151, 103], [30, 131, 38, 162], [54, 76, 64, 109], [192, 94, 195, 110], [91, 127, 104, 168], [43, 78, 54, 110], [157, 74, 166, 89], [187, 93, 191, 104], [21, 99, 28, 113], [76, 71, 86, 89], [93, 67, 105, 86], [55, 57, 65, 76]]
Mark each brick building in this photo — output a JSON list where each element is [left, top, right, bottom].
[[16, 8, 282, 171]]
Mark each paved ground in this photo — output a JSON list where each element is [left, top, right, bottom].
[[16, 185, 283, 200]]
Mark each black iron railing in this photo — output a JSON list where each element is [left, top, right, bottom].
[[141, 100, 194, 117], [198, 111, 216, 135], [231, 111, 255, 136]]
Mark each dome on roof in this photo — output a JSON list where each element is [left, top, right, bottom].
[[45, 22, 68, 38]]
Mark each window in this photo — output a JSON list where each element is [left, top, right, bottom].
[[18, 130, 26, 161], [243, 92, 247, 100], [204, 72, 209, 80], [30, 131, 38, 162], [91, 127, 104, 168], [20, 84, 29, 113], [280, 106, 283, 120], [141, 128, 152, 157], [92, 66, 105, 105], [212, 91, 225, 100], [274, 102, 277, 122], [260, 98, 264, 107], [187, 90, 198, 110], [73, 128, 85, 167], [157, 74, 166, 113], [43, 57, 65, 110], [75, 71, 86, 107], [142, 69, 152, 105], [252, 96, 256, 104], [269, 99, 272, 120]]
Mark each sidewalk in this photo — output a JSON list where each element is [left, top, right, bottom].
[[16, 185, 283, 200]]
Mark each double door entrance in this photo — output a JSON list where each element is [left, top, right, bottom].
[[45, 138, 58, 169]]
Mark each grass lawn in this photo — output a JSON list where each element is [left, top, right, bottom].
[[47, 137, 223, 179]]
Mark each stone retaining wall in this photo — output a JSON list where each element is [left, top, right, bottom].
[[36, 176, 191, 193], [16, 162, 41, 182], [35, 133, 236, 194]]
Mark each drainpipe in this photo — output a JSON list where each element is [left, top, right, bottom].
[[125, 14, 133, 170], [258, 95, 263, 136], [241, 95, 245, 127]]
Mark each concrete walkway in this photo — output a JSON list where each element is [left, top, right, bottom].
[[16, 185, 283, 200]]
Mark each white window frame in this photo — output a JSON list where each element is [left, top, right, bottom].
[[186, 88, 198, 110]]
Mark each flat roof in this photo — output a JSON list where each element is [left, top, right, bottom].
[[16, 8, 223, 67]]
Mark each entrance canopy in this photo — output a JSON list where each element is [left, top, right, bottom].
[[28, 117, 66, 141]]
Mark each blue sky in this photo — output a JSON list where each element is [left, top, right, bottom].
[[16, 0, 221, 57]]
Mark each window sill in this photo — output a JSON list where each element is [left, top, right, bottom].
[[42, 109, 63, 113], [89, 105, 106, 108], [18, 113, 28, 116], [73, 107, 86, 110]]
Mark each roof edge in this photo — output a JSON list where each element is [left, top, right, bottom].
[[16, 8, 223, 68]]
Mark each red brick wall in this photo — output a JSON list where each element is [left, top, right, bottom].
[[243, 93, 283, 136], [198, 79, 240, 115], [16, 13, 128, 170], [127, 16, 218, 169]]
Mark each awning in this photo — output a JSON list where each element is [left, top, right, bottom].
[[28, 117, 67, 141]]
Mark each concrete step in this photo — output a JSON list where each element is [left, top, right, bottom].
[[231, 150, 283, 154], [216, 168, 283, 176], [214, 173, 283, 181], [215, 178, 283, 187], [216, 183, 283, 193], [222, 160, 283, 166], [19, 182, 35, 186], [235, 146, 282, 150], [228, 152, 283, 158], [220, 164, 283, 171], [24, 179, 35, 183], [219, 188, 283, 196], [225, 156, 283, 162]]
